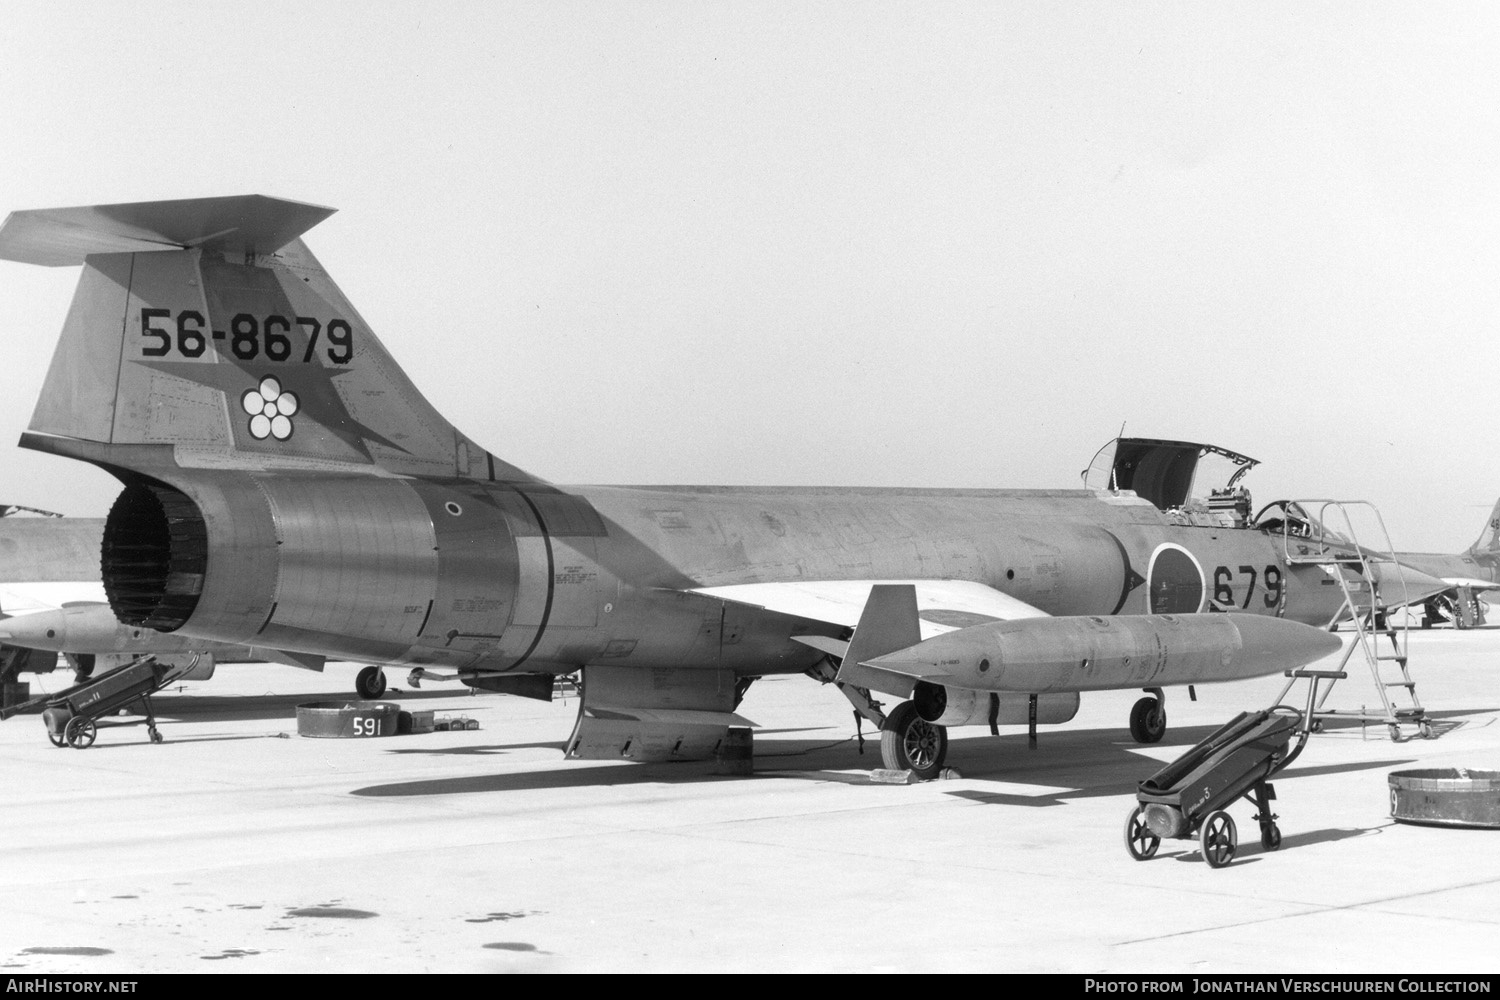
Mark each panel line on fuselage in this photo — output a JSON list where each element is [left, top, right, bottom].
[[502, 484, 555, 671]]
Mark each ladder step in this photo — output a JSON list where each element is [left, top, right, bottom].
[[1375, 654, 1408, 662], [1384, 681, 1416, 688]]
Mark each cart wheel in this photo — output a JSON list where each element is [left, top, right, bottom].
[[47, 730, 66, 748], [65, 717, 97, 749], [1310, 719, 1323, 734], [1419, 723, 1434, 740], [1200, 810, 1236, 868], [1124, 806, 1160, 861], [149, 729, 163, 744], [1387, 724, 1402, 742], [1261, 823, 1282, 851], [1128, 697, 1166, 744]]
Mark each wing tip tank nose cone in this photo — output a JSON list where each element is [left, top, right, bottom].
[[1226, 613, 1342, 669]]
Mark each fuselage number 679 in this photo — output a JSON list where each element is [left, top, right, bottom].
[[1213, 564, 1284, 610]]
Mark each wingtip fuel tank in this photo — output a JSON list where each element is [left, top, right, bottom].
[[865, 612, 1342, 694]]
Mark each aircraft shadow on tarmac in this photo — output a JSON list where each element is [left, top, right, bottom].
[[352, 758, 731, 795], [146, 686, 483, 723], [940, 719, 1420, 807], [135, 686, 1500, 747], [347, 717, 1423, 800], [381, 741, 570, 756], [372, 726, 829, 759], [351, 729, 867, 796]]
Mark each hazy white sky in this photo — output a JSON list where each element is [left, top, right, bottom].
[[2, 3, 1497, 550]]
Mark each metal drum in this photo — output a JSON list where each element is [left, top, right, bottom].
[[1388, 769, 1500, 828], [296, 701, 401, 739]]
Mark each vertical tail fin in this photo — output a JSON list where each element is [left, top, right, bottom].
[[1, 195, 535, 483], [1475, 496, 1500, 555]]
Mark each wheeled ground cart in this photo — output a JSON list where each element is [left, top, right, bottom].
[[11, 657, 171, 748], [1124, 705, 1309, 868]]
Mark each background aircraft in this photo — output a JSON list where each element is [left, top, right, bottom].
[[1392, 497, 1500, 628], [0, 196, 1388, 776], [0, 505, 107, 701], [0, 506, 402, 700]]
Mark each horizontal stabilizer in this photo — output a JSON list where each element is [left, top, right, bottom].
[[0, 195, 335, 267]]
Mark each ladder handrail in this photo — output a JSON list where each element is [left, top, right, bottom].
[[1270, 499, 1426, 741]]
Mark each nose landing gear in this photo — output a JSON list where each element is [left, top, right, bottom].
[[879, 701, 949, 780], [355, 666, 387, 700], [1129, 687, 1167, 743]]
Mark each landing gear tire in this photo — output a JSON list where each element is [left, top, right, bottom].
[[65, 716, 96, 749], [1200, 810, 1236, 868], [1260, 823, 1282, 851], [1124, 806, 1160, 861], [1129, 697, 1166, 744], [356, 666, 387, 700], [880, 701, 948, 780]]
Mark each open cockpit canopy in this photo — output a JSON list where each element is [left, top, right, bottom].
[[1083, 438, 1259, 523]]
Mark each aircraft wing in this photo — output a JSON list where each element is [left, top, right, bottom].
[[0, 582, 108, 615], [696, 581, 1340, 704], [691, 579, 1049, 645], [1437, 577, 1500, 592]]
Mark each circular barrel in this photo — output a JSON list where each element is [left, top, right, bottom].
[[1388, 768, 1500, 828], [296, 701, 401, 739]]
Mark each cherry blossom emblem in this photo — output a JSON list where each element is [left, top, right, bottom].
[[241, 376, 299, 441]]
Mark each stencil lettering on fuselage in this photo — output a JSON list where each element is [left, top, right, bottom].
[[1146, 543, 1206, 614]]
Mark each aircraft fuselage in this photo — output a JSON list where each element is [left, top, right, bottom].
[[106, 469, 1344, 680]]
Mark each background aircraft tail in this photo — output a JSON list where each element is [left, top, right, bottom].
[[1473, 496, 1500, 555], [0, 195, 536, 483]]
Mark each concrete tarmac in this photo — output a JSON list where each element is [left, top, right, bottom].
[[1, 628, 1497, 973]]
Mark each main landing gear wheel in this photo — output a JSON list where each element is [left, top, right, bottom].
[[880, 701, 948, 780], [355, 666, 387, 700], [64, 716, 97, 749], [1200, 810, 1236, 869], [1129, 697, 1166, 744], [1124, 807, 1160, 861]]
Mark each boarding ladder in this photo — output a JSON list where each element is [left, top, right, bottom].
[[1270, 500, 1432, 742]]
